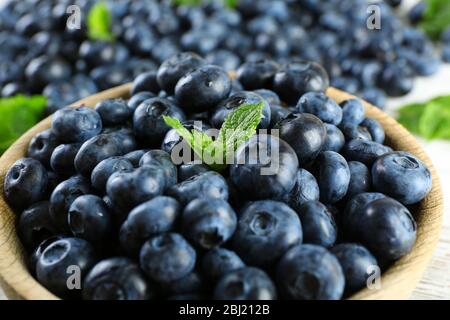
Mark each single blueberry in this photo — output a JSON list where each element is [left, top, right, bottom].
[[342, 139, 392, 167], [27, 129, 60, 168], [95, 99, 132, 126], [131, 70, 160, 95], [297, 92, 342, 125], [139, 150, 177, 189], [91, 157, 134, 193], [281, 168, 320, 212], [50, 143, 82, 176], [322, 124, 345, 152], [361, 118, 385, 144], [298, 201, 337, 248], [340, 99, 365, 126], [236, 59, 279, 90], [202, 248, 245, 281]]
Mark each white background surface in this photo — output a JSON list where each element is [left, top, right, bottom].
[[1, 0, 449, 300]]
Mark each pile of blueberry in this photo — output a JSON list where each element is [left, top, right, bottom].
[[3, 52, 433, 300], [0, 0, 443, 113]]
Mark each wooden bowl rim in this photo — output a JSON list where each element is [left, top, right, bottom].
[[0, 83, 444, 300]]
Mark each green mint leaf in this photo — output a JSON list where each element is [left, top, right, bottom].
[[420, 0, 450, 39], [223, 0, 238, 9], [397, 102, 426, 135], [0, 95, 47, 154], [171, 0, 202, 6], [87, 1, 115, 42]]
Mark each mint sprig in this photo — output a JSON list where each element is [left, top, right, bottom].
[[0, 95, 47, 153], [87, 1, 115, 42], [419, 0, 450, 39], [163, 102, 264, 170]]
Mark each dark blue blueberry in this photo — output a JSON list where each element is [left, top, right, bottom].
[[139, 150, 177, 189], [182, 198, 237, 249], [353, 197, 417, 261], [276, 244, 344, 300], [236, 59, 279, 90], [340, 99, 365, 126], [123, 22, 158, 56], [273, 61, 329, 105], [361, 88, 387, 110], [133, 97, 186, 147], [50, 143, 82, 176], [36, 237, 97, 298], [211, 91, 271, 129], [230, 134, 298, 200], [340, 124, 373, 141], [178, 162, 211, 181], [95, 99, 132, 126], [315, 151, 350, 204], [233, 200, 302, 267], [78, 41, 129, 68], [106, 165, 165, 213], [18, 201, 57, 251], [29, 236, 65, 277], [49, 175, 92, 232], [164, 272, 205, 296], [331, 76, 359, 95], [90, 64, 133, 91], [131, 71, 160, 95], [167, 171, 228, 205], [254, 89, 281, 106], [297, 92, 342, 125], [276, 113, 326, 166], [281, 168, 320, 212], [214, 267, 277, 300], [91, 157, 134, 192], [269, 104, 291, 128], [174, 64, 232, 113], [331, 243, 378, 295], [347, 161, 371, 199], [83, 257, 153, 300], [52, 106, 103, 144], [27, 129, 59, 168], [372, 152, 432, 205], [120, 196, 181, 256], [140, 233, 196, 283], [123, 149, 148, 167], [127, 91, 156, 112], [377, 63, 414, 97], [342, 139, 392, 167], [157, 52, 205, 94], [68, 195, 113, 245], [4, 158, 48, 211], [25, 55, 71, 91], [298, 201, 337, 248], [361, 118, 385, 144], [442, 45, 450, 63], [205, 49, 241, 71], [323, 124, 345, 152], [202, 248, 245, 280]]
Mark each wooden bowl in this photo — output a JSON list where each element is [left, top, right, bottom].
[[0, 84, 444, 300]]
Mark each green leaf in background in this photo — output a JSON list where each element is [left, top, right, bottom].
[[0, 95, 47, 153], [87, 1, 115, 42], [172, 0, 238, 9], [163, 101, 264, 170], [419, 0, 450, 39], [398, 95, 450, 140]]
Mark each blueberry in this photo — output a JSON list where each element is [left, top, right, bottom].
[[95, 99, 132, 126], [273, 61, 329, 105], [276, 113, 326, 166], [127, 91, 156, 112], [298, 201, 337, 247], [211, 91, 271, 129], [269, 104, 291, 128], [342, 139, 392, 167], [443, 45, 450, 63], [340, 124, 373, 141], [50, 175, 92, 232], [106, 166, 165, 213], [202, 248, 245, 280], [4, 158, 48, 211], [315, 151, 351, 204], [123, 149, 148, 167], [230, 134, 298, 200], [178, 162, 211, 181], [254, 89, 281, 106], [133, 97, 185, 147], [139, 150, 177, 189], [91, 157, 134, 193], [342, 192, 386, 239], [83, 257, 153, 300], [331, 244, 378, 296], [214, 267, 277, 300], [36, 237, 97, 298], [157, 52, 205, 94], [68, 195, 113, 245], [233, 200, 302, 267], [182, 198, 237, 249], [297, 92, 342, 125], [120, 196, 181, 256], [205, 49, 241, 71], [29, 236, 65, 277], [140, 233, 196, 283], [236, 59, 279, 90], [131, 71, 160, 95], [18, 201, 57, 251], [281, 168, 320, 212], [164, 271, 205, 297], [372, 152, 432, 205], [174, 64, 232, 113], [346, 161, 372, 200], [50, 143, 82, 176], [361, 88, 386, 110], [340, 99, 365, 126], [167, 171, 228, 205], [361, 118, 385, 144], [277, 244, 344, 300], [378, 63, 414, 97], [52, 106, 103, 144], [25, 55, 71, 91], [353, 197, 417, 261], [322, 124, 345, 152], [27, 129, 59, 168]]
